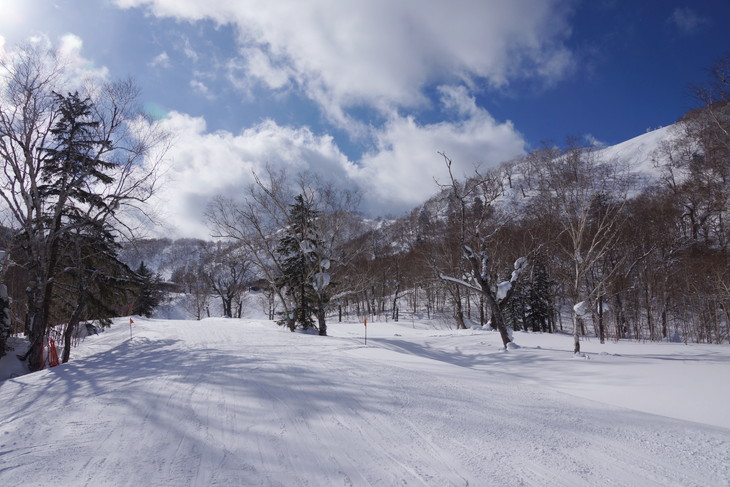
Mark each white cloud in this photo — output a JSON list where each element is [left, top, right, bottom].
[[2, 33, 109, 90], [58, 32, 83, 55], [53, 33, 110, 85], [584, 134, 605, 148], [151, 90, 524, 237], [178, 36, 200, 62], [148, 51, 171, 69], [190, 79, 216, 100], [106, 1, 546, 236], [350, 87, 525, 214], [114, 0, 575, 128], [238, 47, 293, 91], [667, 7, 707, 35], [151, 112, 354, 238]]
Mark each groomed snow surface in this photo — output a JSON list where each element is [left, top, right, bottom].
[[1, 317, 728, 486]]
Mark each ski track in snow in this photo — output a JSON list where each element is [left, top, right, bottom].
[[1, 318, 728, 486]]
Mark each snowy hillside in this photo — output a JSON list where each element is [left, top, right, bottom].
[[595, 125, 676, 178], [403, 124, 678, 229], [1, 317, 728, 486]]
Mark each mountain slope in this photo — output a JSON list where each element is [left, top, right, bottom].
[[597, 125, 675, 175]]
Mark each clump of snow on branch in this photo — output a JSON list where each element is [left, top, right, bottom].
[[573, 301, 590, 317], [480, 251, 489, 281], [497, 257, 528, 302], [496, 281, 512, 302], [312, 272, 330, 291], [511, 257, 528, 281], [312, 260, 331, 291], [438, 273, 482, 293]]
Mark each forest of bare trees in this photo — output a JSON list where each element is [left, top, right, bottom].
[[1, 49, 728, 363], [181, 54, 727, 347], [130, 64, 728, 346]]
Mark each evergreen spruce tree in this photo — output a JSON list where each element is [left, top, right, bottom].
[[24, 91, 119, 368], [133, 261, 163, 318], [1, 47, 165, 369], [44, 92, 146, 361], [275, 194, 322, 331], [527, 256, 555, 333], [503, 278, 527, 332], [57, 223, 135, 362]]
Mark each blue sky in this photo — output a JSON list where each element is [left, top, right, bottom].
[[1, 0, 728, 238]]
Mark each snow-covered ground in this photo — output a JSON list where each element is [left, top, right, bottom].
[[1, 317, 728, 486]]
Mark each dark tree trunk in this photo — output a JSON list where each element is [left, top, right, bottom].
[[62, 301, 85, 364], [454, 285, 466, 330], [317, 295, 327, 336], [598, 295, 605, 344], [221, 296, 232, 318]]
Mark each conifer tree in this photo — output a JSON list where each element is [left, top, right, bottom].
[[57, 223, 134, 363], [1, 47, 165, 368], [275, 194, 322, 331], [23, 91, 118, 367], [527, 257, 555, 333], [133, 261, 163, 318], [503, 278, 527, 331]]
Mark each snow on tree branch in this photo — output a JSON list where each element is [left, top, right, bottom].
[[438, 273, 483, 293], [511, 256, 528, 282]]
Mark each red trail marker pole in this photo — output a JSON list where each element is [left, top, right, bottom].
[[48, 338, 60, 367], [364, 317, 367, 346]]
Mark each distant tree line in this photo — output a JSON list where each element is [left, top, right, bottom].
[[140, 52, 730, 347], [2, 47, 726, 367], [347, 54, 730, 347], [193, 54, 730, 347]]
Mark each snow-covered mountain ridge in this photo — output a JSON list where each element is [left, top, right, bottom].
[[365, 123, 682, 256]]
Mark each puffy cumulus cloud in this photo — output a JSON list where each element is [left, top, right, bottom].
[[57, 33, 110, 84], [150, 112, 354, 238], [151, 87, 524, 238], [350, 86, 525, 215], [113, 0, 574, 127]]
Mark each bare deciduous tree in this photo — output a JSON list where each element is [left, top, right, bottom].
[[532, 142, 633, 353]]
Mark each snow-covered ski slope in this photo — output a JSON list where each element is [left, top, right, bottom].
[[1, 318, 728, 486]]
